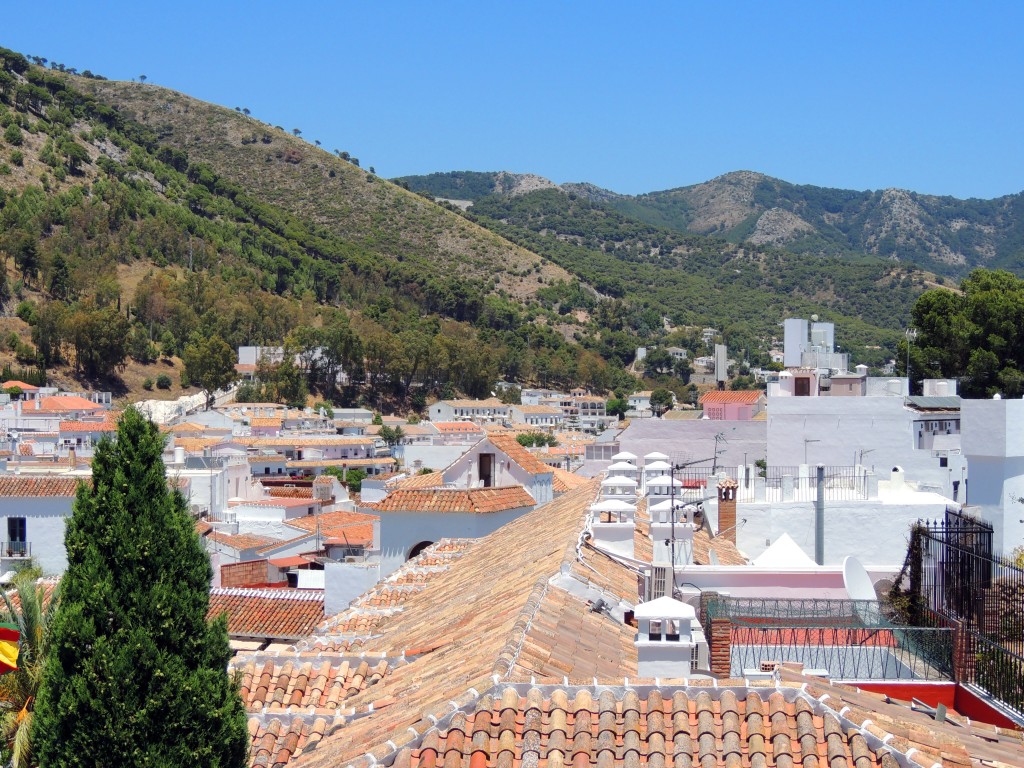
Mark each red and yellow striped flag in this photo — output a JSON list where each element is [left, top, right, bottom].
[[0, 623, 19, 674]]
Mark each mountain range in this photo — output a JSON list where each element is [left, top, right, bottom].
[[0, 46, 985, 401], [396, 170, 1024, 277]]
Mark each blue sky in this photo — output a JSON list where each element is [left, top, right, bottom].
[[7, 2, 1022, 198]]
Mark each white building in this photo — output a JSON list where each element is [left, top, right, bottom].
[[428, 398, 510, 424], [961, 397, 1024, 556]]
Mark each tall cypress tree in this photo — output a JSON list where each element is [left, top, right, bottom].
[[32, 408, 248, 767]]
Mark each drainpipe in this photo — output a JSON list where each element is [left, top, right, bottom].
[[815, 464, 825, 565]]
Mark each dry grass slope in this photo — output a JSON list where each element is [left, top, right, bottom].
[[75, 79, 571, 300]]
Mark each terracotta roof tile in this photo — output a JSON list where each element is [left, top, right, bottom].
[[699, 390, 765, 404], [59, 420, 117, 432], [209, 587, 324, 640], [0, 476, 84, 497], [36, 395, 104, 412], [552, 467, 588, 493], [206, 532, 278, 551], [392, 471, 445, 490], [365, 486, 535, 514], [250, 417, 283, 428], [431, 422, 484, 434], [284, 511, 378, 548], [485, 434, 555, 477]]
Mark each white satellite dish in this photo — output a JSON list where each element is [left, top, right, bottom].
[[842, 556, 876, 602]]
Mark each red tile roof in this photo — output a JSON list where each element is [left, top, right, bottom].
[[36, 395, 105, 412], [59, 420, 117, 432], [0, 381, 39, 391], [284, 511, 378, 548], [208, 587, 324, 640], [486, 434, 555, 477], [365, 486, 535, 514], [0, 476, 84, 497], [431, 422, 484, 434], [391, 472, 444, 490], [205, 532, 278, 551], [699, 389, 765, 404], [250, 417, 283, 428]]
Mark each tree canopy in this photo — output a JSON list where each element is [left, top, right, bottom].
[[908, 270, 1024, 397], [32, 408, 248, 766]]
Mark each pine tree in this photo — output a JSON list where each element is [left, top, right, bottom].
[[32, 408, 248, 767]]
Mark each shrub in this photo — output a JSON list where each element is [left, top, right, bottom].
[[156, 373, 172, 390], [142, 378, 154, 391]]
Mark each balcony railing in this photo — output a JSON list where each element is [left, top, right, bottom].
[[2, 541, 31, 558]]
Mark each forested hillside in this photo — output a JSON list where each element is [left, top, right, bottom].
[[401, 169, 1024, 279], [458, 188, 923, 363], [0, 48, 629, 405]]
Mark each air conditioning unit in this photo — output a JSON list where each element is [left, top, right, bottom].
[[645, 564, 672, 601]]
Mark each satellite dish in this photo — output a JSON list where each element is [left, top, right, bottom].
[[842, 556, 875, 602], [811, 313, 819, 322]]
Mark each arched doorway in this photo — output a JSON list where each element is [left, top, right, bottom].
[[408, 541, 434, 560]]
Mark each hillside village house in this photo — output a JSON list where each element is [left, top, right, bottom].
[[508, 403, 562, 429], [427, 398, 509, 424], [698, 390, 766, 420]]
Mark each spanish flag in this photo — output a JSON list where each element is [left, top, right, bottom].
[[0, 623, 18, 674]]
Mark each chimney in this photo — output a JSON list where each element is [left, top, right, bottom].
[[634, 596, 706, 678], [68, 447, 76, 469], [717, 478, 738, 543]]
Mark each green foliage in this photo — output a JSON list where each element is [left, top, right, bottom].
[[606, 397, 627, 419], [156, 373, 172, 390], [650, 387, 674, 413], [377, 425, 405, 446], [181, 334, 235, 407], [322, 465, 367, 493], [910, 270, 1024, 397], [516, 431, 559, 448], [3, 123, 21, 146], [32, 408, 249, 766], [0, 572, 55, 767], [142, 377, 153, 390]]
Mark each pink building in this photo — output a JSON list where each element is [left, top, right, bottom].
[[699, 390, 767, 420]]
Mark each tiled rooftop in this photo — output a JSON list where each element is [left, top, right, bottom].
[[486, 434, 556, 477], [205, 531, 279, 551], [431, 422, 485, 434], [284, 510, 378, 548], [392, 471, 445, 490], [552, 467, 589, 494], [365, 486, 536, 514], [0, 476, 84, 497], [58, 420, 117, 432], [209, 587, 325, 641], [393, 686, 889, 768], [699, 390, 765, 404]]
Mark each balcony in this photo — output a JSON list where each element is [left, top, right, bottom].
[[2, 541, 31, 559]]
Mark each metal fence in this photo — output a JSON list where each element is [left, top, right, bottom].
[[705, 596, 893, 627], [729, 625, 953, 681], [967, 633, 1024, 717], [706, 595, 953, 681], [763, 465, 869, 501], [915, 511, 1024, 642]]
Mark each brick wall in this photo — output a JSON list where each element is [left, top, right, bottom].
[[952, 620, 976, 683], [718, 495, 737, 543], [221, 559, 273, 588], [709, 618, 732, 677]]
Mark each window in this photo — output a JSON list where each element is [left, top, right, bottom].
[[7, 517, 26, 556]]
